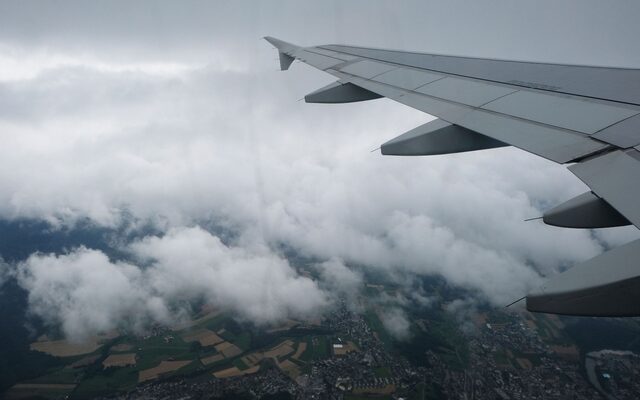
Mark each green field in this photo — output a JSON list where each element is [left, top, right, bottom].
[[299, 336, 329, 362], [363, 310, 394, 350]]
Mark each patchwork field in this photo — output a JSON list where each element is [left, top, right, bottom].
[[292, 342, 307, 359], [214, 341, 242, 358], [276, 359, 300, 379], [212, 365, 260, 379], [242, 352, 264, 366], [103, 353, 137, 368], [182, 329, 224, 347], [551, 345, 580, 360], [333, 341, 358, 356], [264, 340, 295, 359], [30, 339, 102, 357], [111, 343, 134, 352], [139, 360, 193, 383]]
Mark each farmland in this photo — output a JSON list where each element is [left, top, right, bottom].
[[9, 308, 335, 399]]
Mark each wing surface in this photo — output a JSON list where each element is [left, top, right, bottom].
[[265, 37, 640, 317]]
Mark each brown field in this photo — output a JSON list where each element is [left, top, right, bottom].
[[201, 354, 225, 365], [516, 358, 533, 369], [333, 341, 358, 356], [103, 353, 136, 368], [291, 342, 307, 360], [5, 384, 76, 400], [551, 345, 579, 360], [242, 352, 264, 366], [214, 341, 242, 358], [213, 365, 260, 379], [277, 359, 300, 379], [138, 360, 192, 382], [182, 329, 224, 347], [30, 339, 101, 357], [264, 340, 295, 359], [111, 343, 133, 352]]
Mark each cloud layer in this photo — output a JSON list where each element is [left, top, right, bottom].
[[16, 227, 328, 339], [1, 1, 639, 337]]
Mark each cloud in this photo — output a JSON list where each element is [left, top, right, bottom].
[[444, 298, 479, 334], [1, 45, 635, 319], [379, 307, 411, 341], [314, 258, 363, 298], [1, 2, 639, 337], [15, 227, 328, 340]]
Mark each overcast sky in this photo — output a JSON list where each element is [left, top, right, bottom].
[[1, 0, 640, 339]]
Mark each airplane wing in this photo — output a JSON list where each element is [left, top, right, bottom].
[[265, 37, 640, 317]]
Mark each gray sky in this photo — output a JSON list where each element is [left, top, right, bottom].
[[2, 0, 640, 338]]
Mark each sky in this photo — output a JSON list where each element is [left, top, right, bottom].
[[1, 0, 640, 340]]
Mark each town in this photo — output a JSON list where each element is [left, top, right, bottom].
[[78, 299, 639, 400]]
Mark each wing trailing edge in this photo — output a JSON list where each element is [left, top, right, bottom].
[[526, 239, 640, 316]]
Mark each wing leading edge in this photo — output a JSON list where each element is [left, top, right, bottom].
[[265, 36, 640, 317]]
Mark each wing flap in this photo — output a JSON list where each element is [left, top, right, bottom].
[[342, 76, 610, 163], [416, 77, 516, 107], [482, 91, 638, 134], [372, 68, 444, 90], [527, 238, 640, 316], [339, 60, 396, 79], [592, 114, 640, 148], [569, 149, 640, 229]]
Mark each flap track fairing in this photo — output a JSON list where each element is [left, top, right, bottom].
[[304, 81, 383, 104], [380, 119, 508, 156], [543, 191, 630, 228]]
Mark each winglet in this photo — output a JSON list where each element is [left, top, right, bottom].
[[264, 36, 300, 70]]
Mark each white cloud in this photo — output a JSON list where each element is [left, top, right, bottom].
[[15, 227, 329, 340], [379, 307, 411, 341], [314, 258, 363, 297], [16, 248, 159, 340], [2, 52, 634, 319]]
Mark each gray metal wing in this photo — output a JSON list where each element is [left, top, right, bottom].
[[265, 36, 640, 317]]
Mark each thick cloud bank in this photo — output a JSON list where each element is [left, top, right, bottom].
[[2, 1, 640, 337], [16, 227, 328, 339]]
